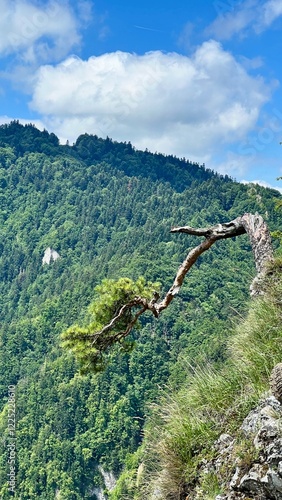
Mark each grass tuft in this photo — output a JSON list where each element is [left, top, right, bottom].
[[137, 262, 282, 499]]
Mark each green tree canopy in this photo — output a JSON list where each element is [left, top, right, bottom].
[[61, 277, 160, 373]]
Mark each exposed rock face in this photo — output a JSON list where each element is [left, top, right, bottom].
[[89, 468, 116, 499], [229, 396, 282, 500], [98, 466, 116, 492], [91, 488, 106, 500], [195, 396, 282, 499], [42, 247, 60, 265], [231, 396, 282, 500], [270, 364, 282, 404]]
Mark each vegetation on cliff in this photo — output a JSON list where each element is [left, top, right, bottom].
[[0, 121, 281, 498], [126, 259, 282, 499]]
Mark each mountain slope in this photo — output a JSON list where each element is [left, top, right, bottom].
[[0, 122, 281, 499], [129, 259, 282, 500]]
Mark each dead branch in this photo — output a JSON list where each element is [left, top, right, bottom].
[[79, 212, 274, 349], [152, 212, 273, 314]]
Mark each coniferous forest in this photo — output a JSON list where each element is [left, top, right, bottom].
[[0, 121, 281, 499]]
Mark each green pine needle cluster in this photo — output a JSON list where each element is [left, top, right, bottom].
[[61, 277, 160, 373]]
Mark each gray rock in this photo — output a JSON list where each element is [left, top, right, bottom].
[[226, 397, 282, 499], [254, 421, 281, 449], [42, 247, 60, 265], [230, 467, 241, 490], [188, 396, 282, 499], [241, 396, 282, 437], [230, 397, 282, 499], [265, 439, 282, 465], [215, 433, 234, 452], [239, 465, 266, 495]]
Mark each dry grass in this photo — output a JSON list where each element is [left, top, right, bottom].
[[138, 267, 282, 499]]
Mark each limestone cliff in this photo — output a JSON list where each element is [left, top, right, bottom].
[[193, 395, 282, 500]]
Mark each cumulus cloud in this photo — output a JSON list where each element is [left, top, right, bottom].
[[208, 0, 282, 40], [0, 0, 90, 63], [29, 41, 272, 163]]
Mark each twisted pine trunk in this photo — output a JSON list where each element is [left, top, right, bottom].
[[151, 212, 273, 315], [81, 213, 274, 350]]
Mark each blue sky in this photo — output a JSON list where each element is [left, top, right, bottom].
[[1, 0, 282, 191]]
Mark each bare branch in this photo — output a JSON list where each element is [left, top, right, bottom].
[[90, 298, 147, 342], [155, 213, 273, 313], [153, 236, 216, 315], [90, 301, 148, 348], [171, 218, 246, 239], [72, 212, 274, 353]]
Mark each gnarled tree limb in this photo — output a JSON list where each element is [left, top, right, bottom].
[[75, 213, 274, 353], [152, 212, 273, 315]]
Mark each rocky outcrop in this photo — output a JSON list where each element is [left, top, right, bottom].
[[270, 364, 282, 404], [196, 396, 282, 499], [89, 467, 116, 499], [98, 466, 116, 492], [230, 396, 282, 499], [42, 247, 60, 265]]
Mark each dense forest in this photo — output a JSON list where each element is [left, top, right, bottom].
[[0, 121, 281, 499]]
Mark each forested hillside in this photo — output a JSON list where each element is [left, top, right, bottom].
[[0, 121, 281, 499]]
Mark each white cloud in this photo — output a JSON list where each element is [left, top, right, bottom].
[[209, 152, 251, 179], [29, 41, 272, 164], [241, 179, 282, 193], [208, 0, 282, 40], [177, 22, 195, 51], [238, 55, 264, 70], [77, 0, 93, 24], [208, 1, 256, 40], [262, 0, 282, 27], [0, 0, 87, 63]]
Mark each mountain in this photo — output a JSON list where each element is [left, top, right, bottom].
[[0, 121, 281, 499]]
